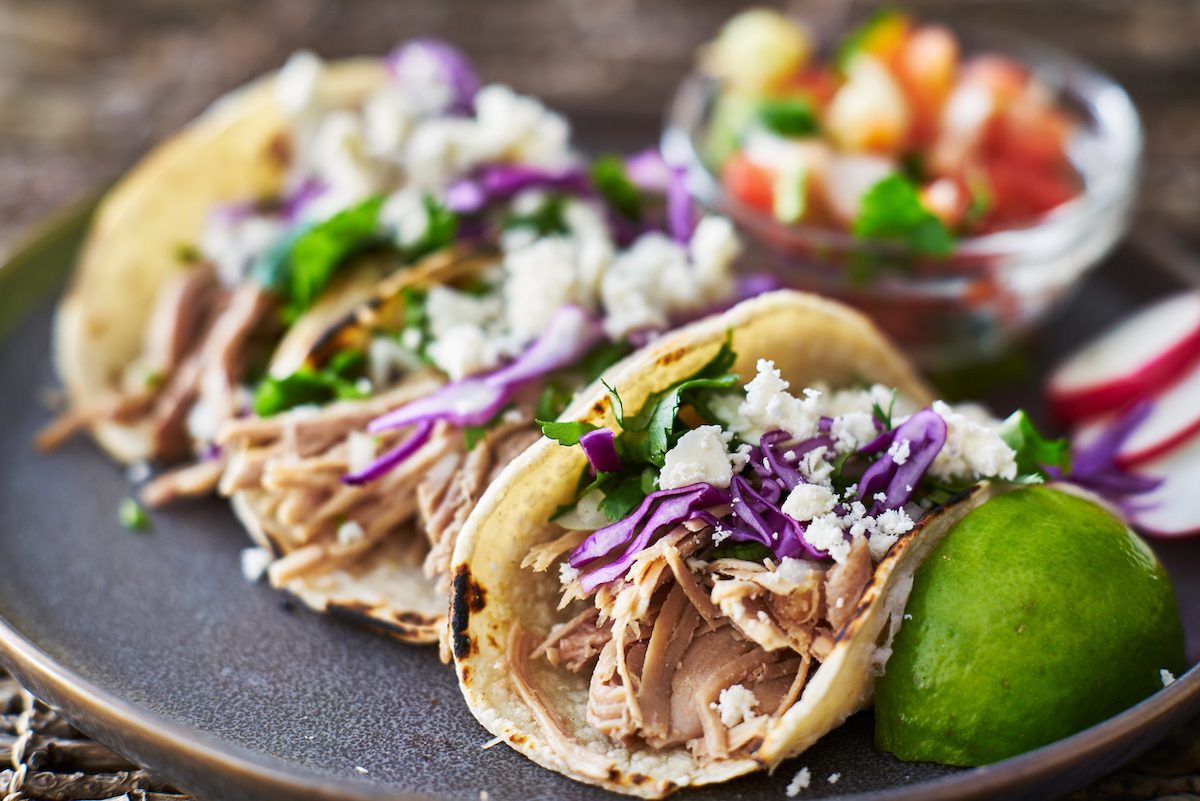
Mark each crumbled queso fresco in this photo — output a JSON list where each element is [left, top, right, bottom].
[[652, 360, 1017, 566], [199, 46, 744, 386]]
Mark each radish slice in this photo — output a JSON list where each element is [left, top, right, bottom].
[[1047, 291, 1200, 424], [1116, 358, 1200, 468], [1129, 436, 1200, 537]]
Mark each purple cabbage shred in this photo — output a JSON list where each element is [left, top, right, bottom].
[[579, 428, 622, 474], [1066, 401, 1163, 499], [569, 484, 732, 592], [857, 409, 947, 515]]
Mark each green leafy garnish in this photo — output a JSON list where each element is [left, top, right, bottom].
[[578, 341, 632, 384], [852, 174, 953, 258], [288, 195, 386, 314], [404, 194, 459, 263], [872, 389, 898, 431], [539, 420, 600, 446], [326, 349, 367, 381], [757, 97, 820, 138], [998, 410, 1072, 481], [118, 498, 151, 532], [536, 383, 573, 422], [597, 467, 658, 522], [962, 169, 994, 233], [591, 155, 642, 221], [504, 194, 569, 237], [711, 541, 773, 562], [252, 366, 367, 417], [613, 334, 739, 467]]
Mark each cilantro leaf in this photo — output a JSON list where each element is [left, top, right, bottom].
[[540, 420, 600, 446], [598, 470, 651, 522], [288, 195, 387, 313], [998, 410, 1072, 480], [871, 388, 898, 430], [852, 174, 953, 258], [591, 155, 642, 221], [578, 341, 632, 384], [252, 367, 367, 417], [404, 194, 459, 262], [504, 194, 569, 237], [756, 97, 820, 138], [711, 541, 773, 561], [535, 383, 573, 422]]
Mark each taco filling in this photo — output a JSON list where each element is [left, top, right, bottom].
[[45, 37, 760, 637], [518, 349, 1032, 766]]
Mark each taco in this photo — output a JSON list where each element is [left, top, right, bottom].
[[448, 289, 1041, 796], [42, 38, 755, 643]]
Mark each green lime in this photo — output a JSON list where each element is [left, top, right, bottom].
[[875, 485, 1185, 766]]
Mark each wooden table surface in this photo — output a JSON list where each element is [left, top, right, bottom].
[[2, 1, 1199, 799]]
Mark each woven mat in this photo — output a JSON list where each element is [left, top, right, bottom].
[[3, 668, 1199, 801]]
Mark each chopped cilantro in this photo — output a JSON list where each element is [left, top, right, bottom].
[[591, 155, 642, 221], [504, 194, 569, 237], [535, 383, 573, 422], [613, 334, 739, 467], [539, 420, 600, 446], [118, 498, 151, 531], [248, 225, 308, 295], [852, 174, 953, 258], [404, 194, 459, 263], [900, 151, 927, 183], [578, 341, 632, 384], [326, 349, 367, 381], [288, 195, 387, 314], [757, 97, 820, 138], [871, 388, 898, 430], [252, 367, 367, 417], [998, 410, 1071, 481], [711, 541, 773, 561]]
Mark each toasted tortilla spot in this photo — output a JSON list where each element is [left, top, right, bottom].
[[630, 773, 650, 785], [511, 733, 528, 745], [657, 347, 687, 366], [592, 399, 607, 416], [268, 132, 293, 167]]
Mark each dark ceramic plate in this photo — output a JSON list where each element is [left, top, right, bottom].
[[3, 192, 1200, 801]]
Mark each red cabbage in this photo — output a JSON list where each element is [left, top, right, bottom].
[[624, 148, 672, 192], [479, 163, 592, 199], [354, 306, 603, 482], [570, 484, 731, 592], [579, 428, 622, 474], [1067, 401, 1163, 498], [343, 419, 434, 485], [857, 409, 947, 515], [729, 475, 826, 560], [667, 164, 695, 244]]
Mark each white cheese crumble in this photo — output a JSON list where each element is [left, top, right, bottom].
[[240, 547, 274, 583], [781, 483, 836, 523], [928, 400, 1017, 482], [337, 520, 366, 547], [711, 684, 759, 726], [739, 360, 823, 442], [830, 411, 879, 454], [503, 236, 597, 348], [786, 767, 812, 797], [346, 431, 378, 475], [425, 323, 504, 381], [776, 556, 819, 585], [828, 773, 841, 784], [798, 446, 834, 487], [559, 562, 581, 586], [888, 437, 911, 465], [659, 425, 735, 490], [1162, 669, 1176, 687], [803, 514, 851, 563]]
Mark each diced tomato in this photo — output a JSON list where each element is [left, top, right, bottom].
[[781, 66, 838, 107], [896, 25, 959, 147], [960, 55, 1029, 111], [722, 153, 775, 213], [984, 103, 1071, 172], [985, 159, 1077, 227]]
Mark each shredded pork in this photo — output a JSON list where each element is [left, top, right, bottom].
[[525, 522, 879, 769]]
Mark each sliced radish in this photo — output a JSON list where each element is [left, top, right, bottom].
[[1128, 435, 1200, 537], [1115, 358, 1200, 468], [1047, 291, 1200, 425]]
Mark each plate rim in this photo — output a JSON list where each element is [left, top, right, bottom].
[[3, 212, 1200, 801]]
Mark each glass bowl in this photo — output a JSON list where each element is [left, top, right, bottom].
[[662, 24, 1142, 370]]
